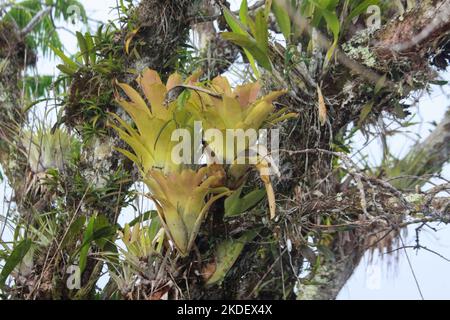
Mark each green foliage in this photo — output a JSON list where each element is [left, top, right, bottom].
[[127, 210, 157, 228], [221, 4, 272, 75], [20, 74, 65, 107], [69, 166, 134, 214], [224, 185, 266, 218], [51, 45, 79, 75], [3, 0, 87, 57], [79, 216, 95, 273], [205, 230, 257, 286], [49, 23, 125, 140], [22, 75, 53, 98], [1, 1, 90, 102], [272, 1, 291, 41], [171, 43, 203, 77], [120, 211, 164, 259], [22, 128, 81, 173], [61, 216, 86, 249], [77, 214, 117, 274], [299, 0, 341, 66], [357, 74, 386, 126], [52, 25, 123, 78], [0, 239, 32, 288], [221, 0, 383, 74], [383, 141, 442, 190]]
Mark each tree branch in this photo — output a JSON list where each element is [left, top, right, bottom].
[[275, 0, 392, 87], [387, 108, 450, 189], [20, 7, 52, 36]]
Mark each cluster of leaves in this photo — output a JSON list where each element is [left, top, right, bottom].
[[0, 183, 131, 298], [3, 0, 87, 57], [222, 0, 381, 74], [221, 0, 274, 76], [21, 128, 80, 173], [120, 211, 164, 259], [110, 69, 296, 285], [0, 131, 134, 298], [0, 1, 89, 103], [51, 24, 126, 140], [53, 25, 123, 77]]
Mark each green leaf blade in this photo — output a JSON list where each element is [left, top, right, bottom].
[[0, 239, 32, 287]]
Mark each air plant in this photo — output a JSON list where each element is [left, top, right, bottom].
[[120, 220, 165, 259], [112, 70, 229, 256], [21, 128, 79, 173], [112, 69, 294, 257], [111, 68, 194, 174], [185, 77, 296, 220], [145, 168, 229, 257], [185, 76, 295, 165]]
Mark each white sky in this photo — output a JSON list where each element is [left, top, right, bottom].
[[1, 0, 450, 300]]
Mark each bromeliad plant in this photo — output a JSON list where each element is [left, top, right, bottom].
[[22, 128, 80, 174], [185, 76, 296, 220], [145, 168, 228, 256], [112, 69, 295, 258], [112, 69, 228, 256], [186, 76, 295, 165], [120, 217, 165, 259], [111, 68, 194, 174]]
